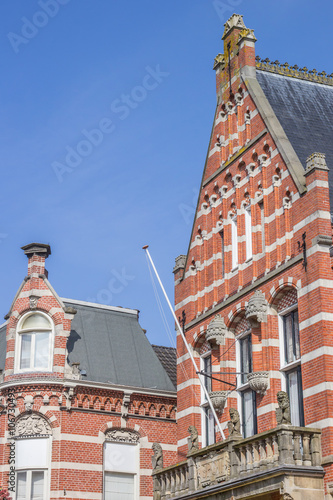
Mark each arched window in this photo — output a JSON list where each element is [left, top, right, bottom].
[[16, 313, 53, 372]]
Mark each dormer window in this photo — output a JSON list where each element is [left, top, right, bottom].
[[16, 313, 53, 372]]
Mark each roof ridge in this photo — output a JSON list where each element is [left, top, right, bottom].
[[256, 56, 333, 87], [61, 297, 138, 316]]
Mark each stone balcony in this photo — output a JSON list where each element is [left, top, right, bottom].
[[153, 425, 325, 500]]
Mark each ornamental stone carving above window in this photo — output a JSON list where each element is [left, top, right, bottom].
[[105, 428, 140, 444], [15, 413, 52, 438], [245, 290, 268, 326], [205, 315, 228, 345]]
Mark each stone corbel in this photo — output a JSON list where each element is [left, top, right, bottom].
[[245, 290, 268, 327], [209, 391, 228, 413], [205, 315, 228, 346], [63, 383, 76, 411], [121, 392, 132, 419], [247, 371, 269, 395]]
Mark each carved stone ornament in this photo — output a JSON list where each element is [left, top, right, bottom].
[[238, 28, 257, 43], [15, 413, 52, 438], [205, 315, 228, 346], [222, 14, 246, 40], [187, 425, 199, 453], [152, 442, 163, 471], [247, 371, 269, 395], [227, 408, 241, 437], [29, 295, 39, 310], [213, 53, 225, 70], [105, 428, 140, 444], [209, 391, 228, 413], [65, 362, 82, 380], [196, 450, 230, 488], [246, 290, 268, 325], [276, 391, 291, 425], [306, 152, 328, 173]]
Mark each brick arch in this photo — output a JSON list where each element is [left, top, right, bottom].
[[226, 301, 247, 332], [269, 278, 300, 307], [193, 330, 207, 352]]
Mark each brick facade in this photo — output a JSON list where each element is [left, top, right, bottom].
[[173, 14, 333, 499], [0, 244, 177, 500]]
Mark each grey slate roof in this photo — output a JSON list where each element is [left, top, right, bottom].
[[256, 70, 333, 208], [152, 345, 177, 389], [64, 300, 175, 391]]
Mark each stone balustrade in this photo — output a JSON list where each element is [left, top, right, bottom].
[[153, 425, 322, 500]]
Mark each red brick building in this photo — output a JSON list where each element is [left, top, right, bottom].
[[0, 243, 177, 500], [154, 13, 333, 500]]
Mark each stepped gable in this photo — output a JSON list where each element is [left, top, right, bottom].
[[64, 299, 176, 391], [152, 344, 177, 389], [256, 61, 333, 209]]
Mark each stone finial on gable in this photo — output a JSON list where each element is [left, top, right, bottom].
[[305, 152, 328, 173], [222, 14, 246, 40], [173, 255, 186, 273]]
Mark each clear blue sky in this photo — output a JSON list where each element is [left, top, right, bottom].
[[0, 0, 332, 347]]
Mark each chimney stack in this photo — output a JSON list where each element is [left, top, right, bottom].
[[21, 243, 51, 277]]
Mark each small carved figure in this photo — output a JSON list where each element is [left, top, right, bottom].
[[151, 442, 163, 470], [227, 408, 241, 436], [188, 425, 199, 452], [276, 391, 291, 425]]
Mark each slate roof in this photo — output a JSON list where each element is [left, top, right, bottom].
[[64, 299, 175, 391], [256, 70, 333, 209], [152, 345, 177, 389], [0, 301, 176, 393]]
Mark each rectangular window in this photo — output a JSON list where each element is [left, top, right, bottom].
[[19, 332, 51, 371], [16, 438, 49, 500], [203, 355, 212, 395], [241, 389, 257, 438], [259, 202, 265, 252], [231, 217, 238, 269], [240, 334, 252, 385], [245, 206, 252, 260], [220, 230, 225, 277], [201, 353, 215, 446], [287, 366, 304, 426], [283, 310, 300, 364], [104, 442, 138, 500], [105, 472, 134, 500], [203, 407, 215, 446]]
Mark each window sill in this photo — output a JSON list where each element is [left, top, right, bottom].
[[280, 359, 301, 372]]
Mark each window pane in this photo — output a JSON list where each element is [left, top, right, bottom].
[[294, 311, 300, 359], [203, 406, 215, 446], [240, 336, 252, 384], [284, 315, 294, 363], [232, 218, 238, 268], [243, 390, 255, 438], [17, 471, 27, 500], [220, 231, 225, 277], [21, 314, 51, 330], [20, 334, 32, 369], [31, 471, 44, 500], [105, 472, 134, 500], [203, 356, 212, 393], [288, 370, 303, 426], [245, 208, 252, 260], [34, 332, 50, 369]]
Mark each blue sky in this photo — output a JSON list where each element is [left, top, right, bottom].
[[0, 0, 332, 348]]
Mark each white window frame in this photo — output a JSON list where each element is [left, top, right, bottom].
[[200, 352, 215, 447], [245, 204, 253, 261], [231, 215, 238, 270], [103, 441, 140, 500], [15, 436, 51, 500], [15, 312, 54, 374], [236, 329, 257, 438], [278, 303, 304, 426]]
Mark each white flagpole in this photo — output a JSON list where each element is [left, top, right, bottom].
[[143, 245, 225, 440]]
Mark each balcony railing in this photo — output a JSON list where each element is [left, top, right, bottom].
[[153, 425, 322, 500]]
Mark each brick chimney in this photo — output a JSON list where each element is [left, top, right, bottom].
[[21, 243, 51, 277], [213, 14, 257, 102]]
